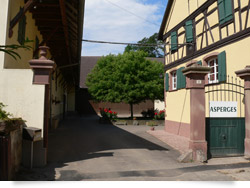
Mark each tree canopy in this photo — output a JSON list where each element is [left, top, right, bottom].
[[86, 51, 164, 118], [124, 33, 164, 58]]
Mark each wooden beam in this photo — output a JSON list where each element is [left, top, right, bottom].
[[203, 11, 214, 43], [65, 1, 78, 15], [34, 18, 61, 21], [33, 26, 59, 57], [37, 3, 59, 7], [9, 0, 38, 37], [245, 0, 250, 29], [59, 0, 72, 64]]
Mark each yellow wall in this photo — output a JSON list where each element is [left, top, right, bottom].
[[67, 87, 75, 112], [166, 89, 191, 124], [164, 0, 250, 65], [164, 0, 206, 34], [165, 36, 250, 120], [4, 0, 43, 69], [51, 72, 64, 119], [166, 63, 191, 124], [163, 0, 250, 121]]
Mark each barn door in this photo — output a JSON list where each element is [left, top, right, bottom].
[[206, 118, 245, 157], [205, 75, 245, 158]]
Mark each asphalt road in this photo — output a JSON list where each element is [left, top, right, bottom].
[[16, 115, 250, 181]]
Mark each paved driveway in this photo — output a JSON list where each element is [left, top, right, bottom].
[[16, 115, 250, 181]]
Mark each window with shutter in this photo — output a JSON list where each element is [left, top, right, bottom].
[[206, 51, 226, 84], [177, 67, 186, 89], [218, 51, 226, 82], [197, 60, 202, 66], [218, 0, 233, 26], [17, 14, 26, 45], [165, 73, 169, 91], [208, 58, 219, 84], [171, 31, 178, 52], [185, 20, 193, 43], [171, 71, 177, 90]]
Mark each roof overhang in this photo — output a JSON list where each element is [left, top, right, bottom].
[[158, 0, 174, 41], [27, 0, 85, 87]]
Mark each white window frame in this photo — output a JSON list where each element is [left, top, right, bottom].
[[208, 58, 218, 84], [172, 71, 177, 90]]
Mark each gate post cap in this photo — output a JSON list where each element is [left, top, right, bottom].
[[182, 64, 211, 76], [235, 66, 250, 79], [29, 46, 55, 85]]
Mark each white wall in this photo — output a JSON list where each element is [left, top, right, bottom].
[[0, 69, 45, 134], [154, 100, 165, 111], [0, 0, 9, 68]]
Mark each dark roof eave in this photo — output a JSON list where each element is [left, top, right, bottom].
[[158, 0, 174, 41]]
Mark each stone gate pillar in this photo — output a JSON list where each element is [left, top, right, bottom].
[[29, 46, 55, 163], [236, 66, 250, 157], [182, 64, 211, 162]]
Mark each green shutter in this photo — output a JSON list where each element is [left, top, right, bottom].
[[197, 60, 202, 66], [218, 51, 226, 82], [177, 67, 186, 89], [185, 20, 193, 43], [171, 31, 178, 51], [17, 13, 26, 45], [224, 0, 233, 22], [165, 73, 169, 91], [218, 0, 233, 25], [218, 0, 225, 25]]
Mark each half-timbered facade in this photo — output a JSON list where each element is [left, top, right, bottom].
[[159, 0, 250, 160]]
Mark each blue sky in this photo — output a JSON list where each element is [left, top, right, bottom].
[[81, 0, 168, 56]]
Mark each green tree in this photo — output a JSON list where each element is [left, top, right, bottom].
[[86, 51, 164, 118], [124, 33, 164, 58]]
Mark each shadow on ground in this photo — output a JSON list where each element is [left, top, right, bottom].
[[16, 114, 168, 180]]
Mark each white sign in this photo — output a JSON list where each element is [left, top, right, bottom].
[[209, 101, 237, 117]]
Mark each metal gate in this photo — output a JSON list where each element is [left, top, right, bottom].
[[205, 75, 245, 158]]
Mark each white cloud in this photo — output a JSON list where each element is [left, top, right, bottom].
[[81, 0, 162, 56]]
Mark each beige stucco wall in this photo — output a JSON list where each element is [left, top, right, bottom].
[[0, 69, 45, 134], [0, 0, 45, 135]]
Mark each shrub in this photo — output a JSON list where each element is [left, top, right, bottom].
[[99, 108, 118, 121], [141, 110, 147, 118], [0, 102, 11, 120], [154, 110, 165, 120], [141, 108, 156, 118]]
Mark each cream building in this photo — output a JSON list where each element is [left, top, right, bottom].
[[159, 0, 250, 161]]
